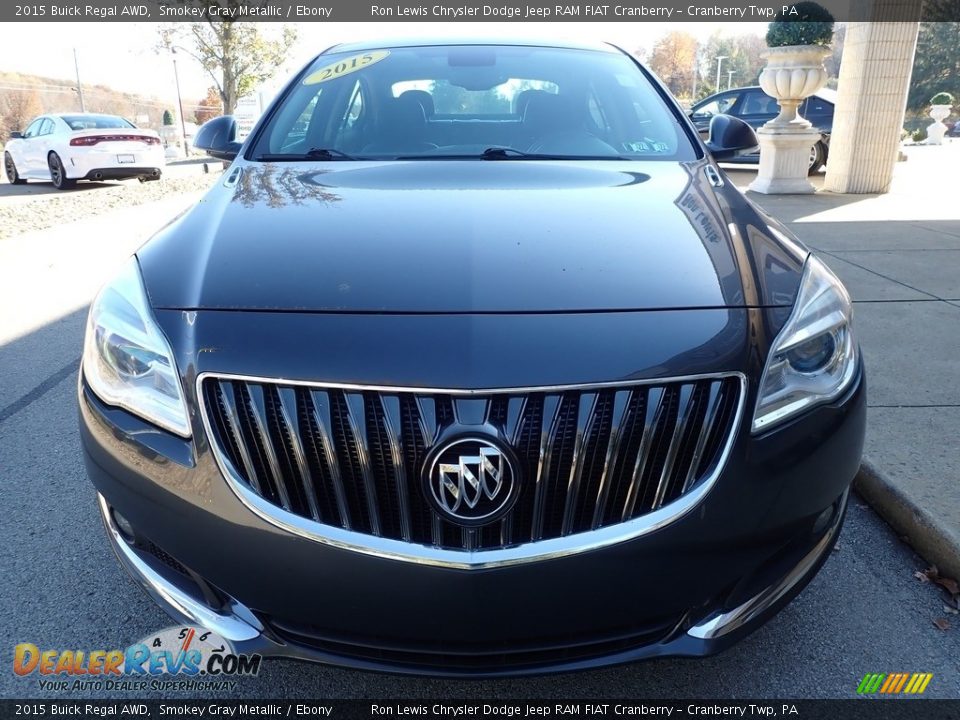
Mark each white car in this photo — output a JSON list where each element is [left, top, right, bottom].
[[4, 113, 165, 190]]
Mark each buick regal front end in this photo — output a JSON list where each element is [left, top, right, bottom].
[[79, 40, 865, 676]]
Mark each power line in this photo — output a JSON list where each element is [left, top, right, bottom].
[[0, 81, 208, 108], [0, 85, 208, 110]]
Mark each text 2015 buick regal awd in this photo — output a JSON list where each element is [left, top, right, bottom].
[[79, 40, 865, 675]]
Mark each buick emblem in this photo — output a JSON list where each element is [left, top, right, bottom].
[[424, 438, 518, 525]]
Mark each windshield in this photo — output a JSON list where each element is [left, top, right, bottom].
[[61, 114, 135, 130], [252, 44, 696, 161]]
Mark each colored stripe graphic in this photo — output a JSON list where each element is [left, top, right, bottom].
[[858, 673, 932, 694]]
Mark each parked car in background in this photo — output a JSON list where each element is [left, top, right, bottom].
[[4, 113, 164, 190], [689, 86, 836, 174], [947, 119, 960, 138]]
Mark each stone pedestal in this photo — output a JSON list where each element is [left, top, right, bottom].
[[749, 127, 821, 194], [750, 44, 830, 195]]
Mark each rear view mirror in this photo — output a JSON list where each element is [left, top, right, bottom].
[[705, 114, 758, 161], [193, 116, 242, 161]]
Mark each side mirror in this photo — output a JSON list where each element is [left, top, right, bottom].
[[9, 131, 23, 139], [193, 115, 242, 161], [705, 114, 758, 160]]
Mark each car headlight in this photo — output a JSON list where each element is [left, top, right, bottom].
[[752, 255, 858, 433], [82, 257, 190, 437]]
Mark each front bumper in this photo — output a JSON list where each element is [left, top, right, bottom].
[[80, 364, 865, 676]]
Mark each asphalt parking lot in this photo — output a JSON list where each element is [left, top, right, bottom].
[[1, 175, 958, 701]]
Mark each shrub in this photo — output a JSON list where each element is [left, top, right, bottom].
[[765, 2, 835, 47], [931, 92, 955, 106], [911, 127, 928, 142], [162, 109, 174, 126]]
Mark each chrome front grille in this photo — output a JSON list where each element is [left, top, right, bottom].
[[200, 373, 743, 564]]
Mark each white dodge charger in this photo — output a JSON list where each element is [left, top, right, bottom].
[[4, 113, 165, 190]]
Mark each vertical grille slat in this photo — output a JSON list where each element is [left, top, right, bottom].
[[379, 395, 413, 542], [308, 389, 352, 530], [531, 394, 564, 542], [215, 381, 265, 497], [245, 384, 294, 512], [202, 376, 741, 553], [621, 386, 668, 521], [650, 384, 697, 511], [276, 387, 322, 522], [591, 389, 632, 530], [560, 392, 599, 537], [343, 392, 383, 537]]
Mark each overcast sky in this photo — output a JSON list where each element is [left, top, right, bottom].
[[0, 21, 767, 105]]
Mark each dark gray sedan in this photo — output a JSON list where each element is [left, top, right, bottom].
[[79, 39, 865, 676], [690, 86, 836, 173]]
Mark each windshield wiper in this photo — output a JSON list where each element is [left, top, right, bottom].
[[256, 148, 358, 161], [395, 147, 631, 161], [479, 147, 535, 160]]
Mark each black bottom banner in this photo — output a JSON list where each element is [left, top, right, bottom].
[[1, 700, 958, 720]]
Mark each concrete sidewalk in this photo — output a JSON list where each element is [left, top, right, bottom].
[[729, 140, 960, 579]]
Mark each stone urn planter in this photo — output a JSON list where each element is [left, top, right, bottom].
[[927, 103, 953, 145], [749, 1, 835, 195], [750, 44, 832, 194], [758, 45, 831, 128]]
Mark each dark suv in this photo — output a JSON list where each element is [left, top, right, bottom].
[[690, 86, 836, 173]]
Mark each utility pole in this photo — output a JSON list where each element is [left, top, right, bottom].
[[715, 56, 727, 94], [171, 47, 188, 156], [728, 70, 735, 90], [73, 48, 86, 112], [691, 57, 698, 101]]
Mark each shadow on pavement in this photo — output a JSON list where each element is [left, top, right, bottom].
[[0, 180, 126, 197]]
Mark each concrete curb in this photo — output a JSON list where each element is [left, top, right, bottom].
[[854, 457, 960, 581]]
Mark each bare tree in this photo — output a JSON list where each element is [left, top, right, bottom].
[[0, 88, 42, 139], [157, 10, 296, 115]]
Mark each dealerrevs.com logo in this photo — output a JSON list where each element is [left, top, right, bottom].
[[13, 626, 261, 692]]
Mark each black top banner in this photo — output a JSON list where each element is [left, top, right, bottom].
[[0, 700, 957, 720], [3, 0, 952, 23]]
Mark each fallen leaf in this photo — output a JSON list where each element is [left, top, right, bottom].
[[924, 565, 941, 580], [915, 571, 931, 583], [936, 577, 960, 596], [933, 618, 950, 631], [943, 604, 959, 615]]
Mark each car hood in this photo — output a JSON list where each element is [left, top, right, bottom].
[[138, 159, 803, 313]]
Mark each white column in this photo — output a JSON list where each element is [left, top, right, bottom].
[[824, 18, 920, 194]]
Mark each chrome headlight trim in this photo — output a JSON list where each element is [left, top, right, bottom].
[[82, 257, 190, 437], [752, 255, 858, 433]]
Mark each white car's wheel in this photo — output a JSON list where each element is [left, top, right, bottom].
[[4, 152, 26, 185], [48, 152, 76, 190]]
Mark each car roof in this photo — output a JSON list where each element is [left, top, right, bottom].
[[52, 112, 124, 118], [707, 85, 836, 103], [327, 37, 621, 54]]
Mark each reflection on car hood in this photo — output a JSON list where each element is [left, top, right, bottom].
[[137, 159, 799, 313]]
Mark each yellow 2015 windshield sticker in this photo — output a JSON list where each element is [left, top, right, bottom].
[[303, 50, 390, 85]]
